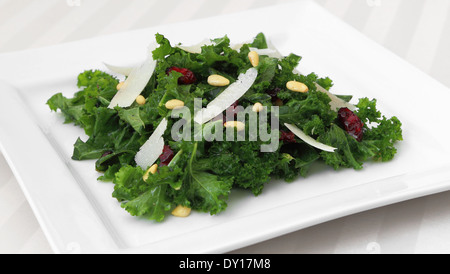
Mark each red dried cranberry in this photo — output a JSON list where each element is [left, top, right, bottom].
[[101, 151, 113, 158], [338, 107, 364, 141], [225, 100, 240, 119], [166, 67, 196, 85], [280, 130, 296, 143], [266, 87, 281, 101], [266, 87, 285, 106], [212, 113, 225, 122], [159, 145, 174, 166]]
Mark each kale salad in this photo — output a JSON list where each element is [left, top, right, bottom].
[[47, 33, 403, 222]]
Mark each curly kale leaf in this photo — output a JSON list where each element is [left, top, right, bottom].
[[178, 142, 234, 215], [46, 70, 119, 135], [318, 98, 403, 170], [199, 140, 279, 196], [72, 107, 141, 162], [275, 143, 320, 181], [112, 163, 185, 222], [278, 90, 336, 136], [250, 32, 268, 49], [318, 124, 366, 170], [355, 98, 403, 162]]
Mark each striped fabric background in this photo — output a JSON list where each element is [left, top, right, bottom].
[[1, 0, 450, 254]]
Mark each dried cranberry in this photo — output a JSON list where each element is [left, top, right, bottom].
[[266, 87, 281, 101], [273, 98, 284, 106], [265, 87, 285, 106], [212, 113, 225, 122], [225, 100, 241, 119], [338, 107, 364, 141], [101, 151, 113, 158], [280, 130, 296, 143], [230, 100, 239, 108], [166, 67, 196, 85], [159, 145, 174, 166]]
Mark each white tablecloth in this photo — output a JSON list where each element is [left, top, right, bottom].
[[1, 0, 450, 254]]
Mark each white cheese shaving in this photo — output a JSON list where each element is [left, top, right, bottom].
[[284, 123, 337, 152], [176, 38, 212, 54], [175, 36, 283, 60], [249, 47, 282, 59], [135, 118, 168, 169], [194, 67, 258, 124], [315, 83, 356, 111], [103, 62, 134, 76], [230, 39, 251, 51], [108, 43, 157, 109]]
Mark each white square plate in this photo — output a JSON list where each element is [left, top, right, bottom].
[[1, 0, 450, 254]]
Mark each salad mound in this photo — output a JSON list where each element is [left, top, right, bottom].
[[47, 33, 403, 222]]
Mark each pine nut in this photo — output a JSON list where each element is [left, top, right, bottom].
[[286, 81, 309, 93], [224, 121, 245, 132], [248, 51, 259, 67], [207, 75, 230, 87], [143, 164, 158, 181], [252, 102, 264, 113], [136, 95, 146, 105], [165, 99, 185, 110], [116, 81, 125, 90], [171, 205, 191, 217]]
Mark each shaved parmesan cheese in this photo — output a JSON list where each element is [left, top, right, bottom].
[[194, 67, 258, 124], [104, 62, 134, 76], [230, 39, 251, 51], [315, 83, 356, 111], [266, 38, 284, 59], [108, 43, 158, 109], [284, 123, 337, 152], [178, 36, 283, 60], [135, 118, 168, 169], [249, 47, 282, 59], [176, 38, 212, 54], [177, 38, 247, 54]]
